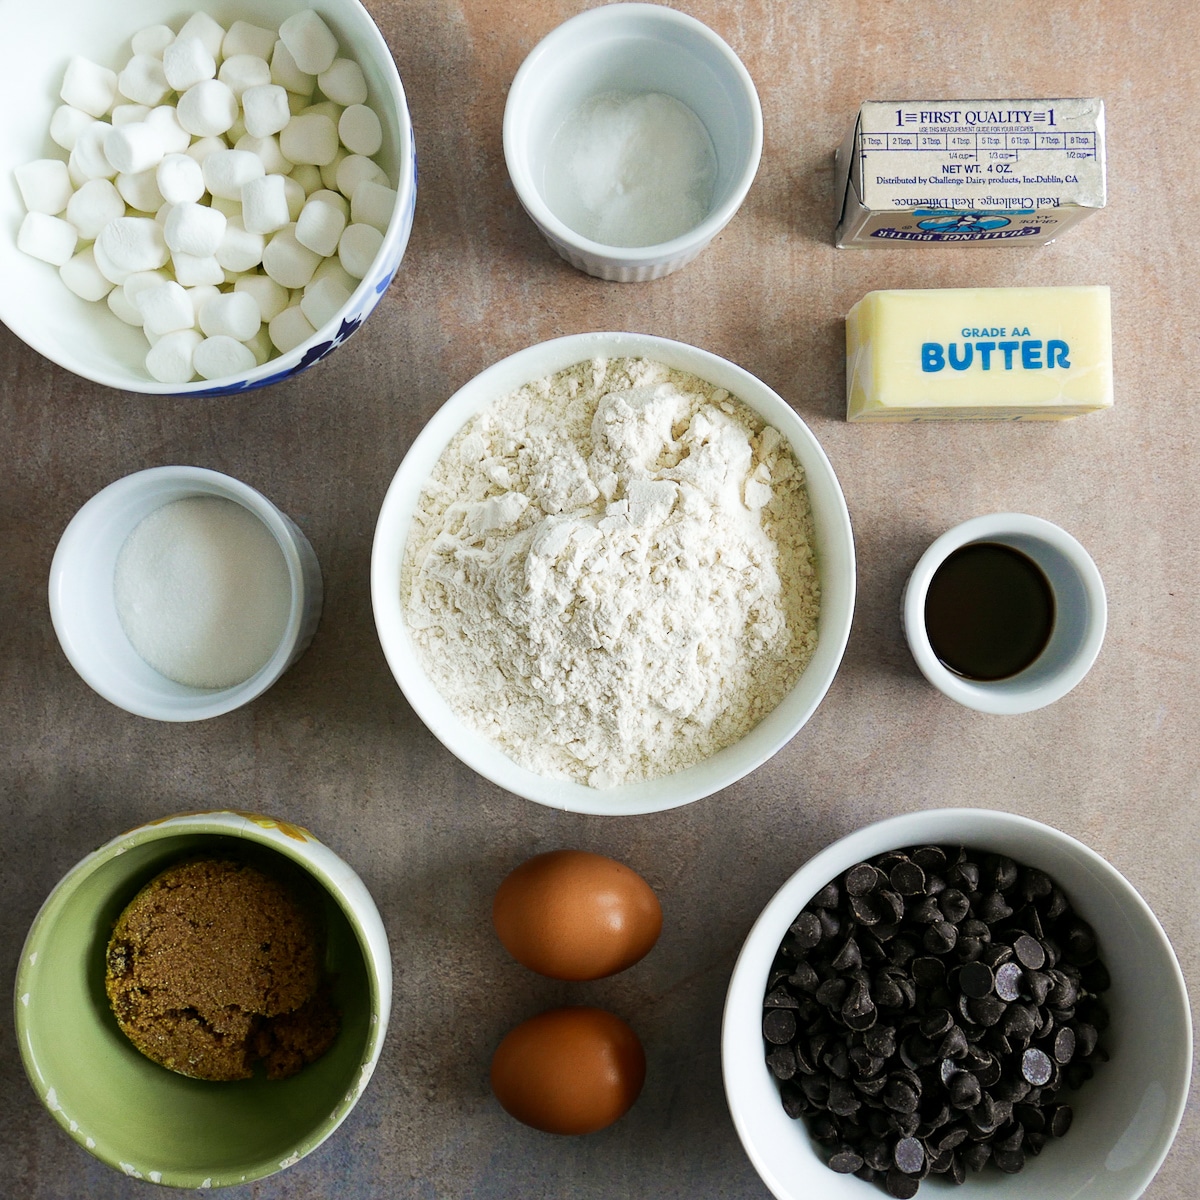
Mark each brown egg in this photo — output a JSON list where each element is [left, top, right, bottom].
[[492, 849, 662, 981], [490, 1006, 646, 1135]]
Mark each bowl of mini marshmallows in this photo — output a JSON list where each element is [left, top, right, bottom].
[[372, 331, 856, 815], [722, 808, 1193, 1200], [1, 1, 415, 394]]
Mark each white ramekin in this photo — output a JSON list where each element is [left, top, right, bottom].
[[503, 4, 763, 282], [901, 513, 1107, 714], [49, 465, 323, 720]]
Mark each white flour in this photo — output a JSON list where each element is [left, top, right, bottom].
[[401, 357, 820, 787]]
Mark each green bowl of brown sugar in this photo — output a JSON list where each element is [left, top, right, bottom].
[[15, 810, 391, 1188]]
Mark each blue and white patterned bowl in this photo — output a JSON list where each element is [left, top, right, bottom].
[[0, 0, 416, 395]]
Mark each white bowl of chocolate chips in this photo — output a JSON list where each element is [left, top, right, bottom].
[[722, 808, 1192, 1200]]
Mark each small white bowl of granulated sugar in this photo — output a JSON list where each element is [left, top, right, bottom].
[[50, 465, 323, 720], [371, 332, 855, 815]]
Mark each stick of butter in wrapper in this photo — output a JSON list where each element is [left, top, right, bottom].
[[846, 286, 1113, 421], [834, 99, 1106, 248]]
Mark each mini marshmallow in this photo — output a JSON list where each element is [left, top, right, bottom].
[[96, 216, 169, 276], [176, 79, 238, 138], [194, 335, 257, 379], [144, 105, 193, 155], [123, 268, 170, 307], [289, 162, 323, 195], [269, 304, 316, 353], [92, 237, 132, 284], [17, 213, 78, 266], [156, 153, 205, 205], [288, 90, 311, 115], [308, 187, 349, 218], [163, 37, 216, 92], [104, 122, 166, 175], [215, 218, 265, 272], [176, 13, 227, 62], [301, 100, 342, 125], [270, 39, 315, 96], [351, 179, 397, 233], [50, 105, 95, 151], [61, 56, 118, 118], [283, 174, 307, 221], [262, 224, 321, 288], [14, 160, 73, 216], [279, 10, 338, 75], [309, 254, 358, 296], [185, 135, 227, 166], [203, 148, 265, 199], [200, 290, 261, 340], [295, 194, 346, 256], [131, 25, 175, 58], [338, 222, 383, 279], [336, 154, 388, 200], [235, 273, 289, 321], [66, 178, 126, 239], [235, 133, 292, 175], [223, 20, 277, 61], [318, 58, 368, 107], [59, 247, 115, 302], [227, 113, 249, 145], [186, 284, 223, 322], [107, 285, 143, 325], [118, 55, 171, 107], [218, 54, 271, 99], [280, 113, 338, 166], [134, 279, 193, 335], [115, 168, 164, 213], [241, 173, 290, 235], [111, 103, 152, 126], [338, 105, 383, 157], [165, 201, 227, 256], [243, 324, 274, 365], [320, 146, 347, 190], [171, 251, 225, 287], [242, 83, 291, 138], [70, 122, 117, 181], [300, 275, 350, 330], [146, 328, 203, 383]]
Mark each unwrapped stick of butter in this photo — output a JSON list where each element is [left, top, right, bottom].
[[846, 286, 1112, 421]]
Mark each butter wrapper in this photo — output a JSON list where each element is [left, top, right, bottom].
[[834, 99, 1106, 248]]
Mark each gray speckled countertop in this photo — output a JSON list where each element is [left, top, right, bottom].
[[3, 1, 1197, 1196]]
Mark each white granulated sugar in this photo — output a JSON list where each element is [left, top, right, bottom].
[[401, 357, 820, 788], [114, 496, 291, 689]]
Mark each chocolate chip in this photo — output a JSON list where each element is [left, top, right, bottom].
[[949, 1071, 981, 1109], [762, 1008, 796, 1045], [812, 882, 840, 909], [885, 1166, 920, 1198], [958, 960, 995, 998], [911, 846, 948, 872], [938, 888, 971, 925], [850, 893, 883, 925], [764, 986, 799, 1009], [788, 910, 822, 949], [846, 863, 881, 896], [995, 961, 1023, 1001], [923, 921, 958, 954], [893, 1135, 925, 1175], [1014, 934, 1046, 970], [993, 1148, 1026, 1174], [829, 1148, 865, 1173], [1048, 1104, 1074, 1138], [767, 1046, 797, 1080], [890, 860, 927, 896], [1021, 1048, 1053, 1085]]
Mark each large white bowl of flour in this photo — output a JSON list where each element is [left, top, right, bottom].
[[371, 333, 855, 814]]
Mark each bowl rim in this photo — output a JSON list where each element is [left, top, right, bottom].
[[47, 464, 318, 721], [0, 0, 416, 395], [13, 808, 392, 1188], [371, 330, 855, 815], [720, 807, 1194, 1200], [501, 1, 764, 265]]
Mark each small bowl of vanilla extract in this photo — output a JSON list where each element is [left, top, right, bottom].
[[901, 513, 1107, 714]]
